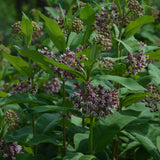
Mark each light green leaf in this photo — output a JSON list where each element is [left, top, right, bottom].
[[156, 136, 160, 153], [40, 13, 66, 51], [98, 75, 145, 91], [0, 91, 9, 98], [124, 16, 154, 38], [3, 51, 32, 76], [21, 13, 33, 48]]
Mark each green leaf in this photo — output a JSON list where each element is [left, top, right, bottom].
[[98, 75, 145, 91], [21, 13, 33, 48], [63, 153, 83, 160], [40, 13, 66, 51], [122, 93, 146, 107], [2, 51, 32, 76], [17, 49, 86, 80], [148, 49, 160, 62], [148, 63, 160, 84], [156, 136, 160, 153], [15, 153, 33, 160], [129, 131, 160, 160], [31, 105, 82, 116], [44, 7, 59, 18], [124, 16, 154, 38], [0, 91, 9, 98], [80, 4, 95, 26], [0, 93, 50, 106], [113, 0, 122, 16], [79, 155, 96, 160], [92, 110, 141, 153]]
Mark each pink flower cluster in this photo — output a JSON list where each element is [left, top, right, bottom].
[[125, 52, 148, 76], [0, 140, 23, 160], [70, 82, 119, 119], [142, 82, 160, 112], [43, 77, 61, 95], [10, 78, 38, 95]]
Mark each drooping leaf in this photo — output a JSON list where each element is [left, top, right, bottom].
[[98, 75, 145, 91], [3, 51, 32, 77], [92, 110, 140, 153], [17, 49, 86, 80], [21, 13, 33, 48], [124, 16, 154, 38], [40, 13, 66, 51]]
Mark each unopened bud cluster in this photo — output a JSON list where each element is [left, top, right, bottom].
[[125, 52, 148, 75], [0, 140, 23, 160], [70, 82, 119, 119], [141, 82, 160, 112], [98, 57, 114, 70], [10, 78, 38, 94], [4, 110, 19, 130], [43, 77, 61, 95], [128, 0, 144, 17], [72, 17, 84, 34]]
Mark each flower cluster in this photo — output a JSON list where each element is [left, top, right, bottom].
[[142, 82, 160, 112], [74, 44, 90, 53], [72, 17, 84, 34], [38, 47, 54, 59], [98, 57, 114, 70], [125, 52, 148, 75], [0, 140, 23, 160], [128, 0, 144, 17], [43, 77, 61, 95], [10, 78, 38, 94], [70, 82, 119, 119], [4, 110, 19, 130]]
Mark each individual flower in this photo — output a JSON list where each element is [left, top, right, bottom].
[[125, 52, 148, 75], [43, 77, 61, 95], [70, 82, 119, 119], [141, 82, 160, 112]]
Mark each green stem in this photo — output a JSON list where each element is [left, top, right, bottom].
[[89, 115, 94, 155], [62, 80, 66, 156], [32, 114, 37, 155]]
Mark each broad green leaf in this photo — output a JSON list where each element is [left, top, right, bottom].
[[17, 49, 86, 80], [82, 25, 94, 44], [63, 153, 83, 160], [124, 16, 154, 38], [0, 93, 50, 106], [148, 49, 160, 62], [0, 91, 9, 98], [15, 153, 33, 160], [44, 7, 59, 18], [80, 4, 95, 26], [3, 51, 32, 76], [129, 131, 160, 160], [40, 13, 66, 51], [92, 110, 140, 153], [98, 75, 145, 91], [35, 113, 62, 134], [148, 63, 160, 84], [79, 155, 96, 160], [143, 46, 160, 53], [74, 133, 89, 151], [21, 13, 33, 48], [122, 93, 146, 107], [31, 105, 81, 116], [67, 32, 83, 50]]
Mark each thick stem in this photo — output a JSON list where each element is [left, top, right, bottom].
[[89, 115, 94, 155]]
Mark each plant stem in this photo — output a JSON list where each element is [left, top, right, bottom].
[[32, 114, 37, 155], [89, 115, 94, 155], [62, 80, 66, 156]]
